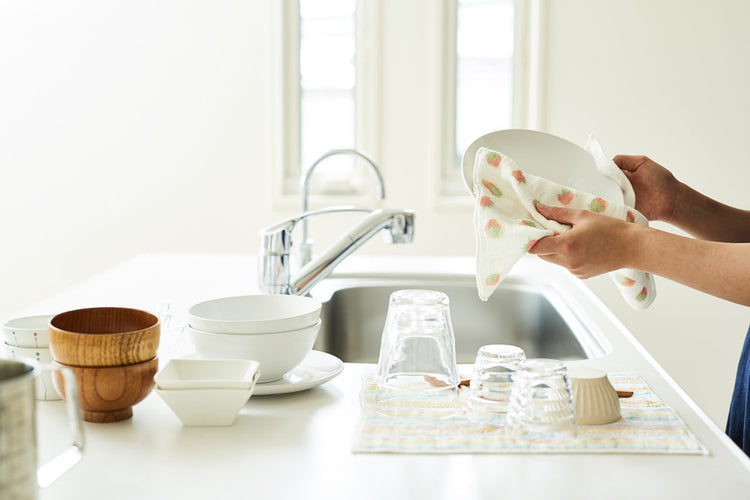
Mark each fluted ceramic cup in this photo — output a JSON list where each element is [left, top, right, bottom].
[[506, 358, 576, 438], [374, 290, 460, 417], [568, 366, 622, 425], [466, 344, 525, 427]]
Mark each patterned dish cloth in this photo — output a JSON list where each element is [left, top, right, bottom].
[[353, 373, 706, 454], [472, 137, 656, 310]]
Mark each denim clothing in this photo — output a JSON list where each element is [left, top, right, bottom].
[[727, 323, 750, 456]]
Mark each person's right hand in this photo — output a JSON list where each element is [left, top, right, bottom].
[[612, 155, 682, 222]]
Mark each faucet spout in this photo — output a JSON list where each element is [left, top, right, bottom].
[[291, 208, 414, 296], [259, 207, 414, 296], [299, 149, 386, 266]]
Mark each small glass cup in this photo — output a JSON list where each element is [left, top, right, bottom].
[[374, 290, 459, 417], [466, 344, 525, 427], [506, 358, 576, 438]]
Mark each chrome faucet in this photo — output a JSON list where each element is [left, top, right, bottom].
[[259, 148, 413, 295], [299, 149, 386, 266], [259, 206, 414, 295]]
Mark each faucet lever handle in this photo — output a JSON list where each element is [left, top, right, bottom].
[[382, 212, 415, 244], [260, 206, 376, 256]]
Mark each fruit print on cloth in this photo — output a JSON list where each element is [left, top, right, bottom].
[[472, 145, 656, 310], [481, 179, 503, 198], [486, 151, 501, 167], [615, 274, 636, 287], [484, 219, 502, 238], [557, 189, 574, 205], [588, 197, 608, 213]]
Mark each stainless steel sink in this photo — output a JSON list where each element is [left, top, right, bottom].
[[311, 275, 606, 363]]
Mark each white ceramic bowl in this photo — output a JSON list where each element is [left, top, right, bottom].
[[1, 343, 60, 401], [1, 314, 54, 347], [156, 386, 257, 426], [155, 359, 260, 390], [568, 366, 622, 425], [5, 343, 53, 364], [187, 294, 321, 334], [461, 129, 624, 203], [189, 320, 321, 383]]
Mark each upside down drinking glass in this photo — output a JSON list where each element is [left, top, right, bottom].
[[466, 344, 526, 427], [373, 290, 460, 417], [506, 358, 576, 438]]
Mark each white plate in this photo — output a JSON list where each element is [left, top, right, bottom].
[[461, 129, 623, 203], [253, 351, 344, 396]]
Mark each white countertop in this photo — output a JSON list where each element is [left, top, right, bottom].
[[15, 253, 750, 500]]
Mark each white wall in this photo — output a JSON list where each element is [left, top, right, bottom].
[[541, 0, 750, 427], [0, 0, 275, 312], [1, 0, 747, 426]]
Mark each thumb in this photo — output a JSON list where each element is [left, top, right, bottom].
[[535, 202, 578, 225]]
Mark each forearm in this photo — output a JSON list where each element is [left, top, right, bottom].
[[667, 182, 750, 242], [627, 224, 750, 306]]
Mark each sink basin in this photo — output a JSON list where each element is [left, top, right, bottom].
[[311, 274, 606, 363]]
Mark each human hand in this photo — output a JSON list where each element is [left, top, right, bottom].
[[528, 203, 637, 279], [612, 155, 681, 222]]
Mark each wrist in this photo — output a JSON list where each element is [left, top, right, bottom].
[[620, 222, 651, 271], [662, 180, 690, 225]]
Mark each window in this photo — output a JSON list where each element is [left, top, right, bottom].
[[299, 0, 357, 192], [272, 0, 538, 201], [442, 0, 539, 197], [454, 0, 515, 182]]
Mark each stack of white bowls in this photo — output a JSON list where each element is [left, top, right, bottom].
[[1, 314, 60, 400], [187, 295, 322, 383]]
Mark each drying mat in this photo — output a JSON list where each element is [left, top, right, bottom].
[[353, 373, 707, 455]]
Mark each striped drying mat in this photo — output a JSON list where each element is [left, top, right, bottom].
[[353, 373, 707, 454]]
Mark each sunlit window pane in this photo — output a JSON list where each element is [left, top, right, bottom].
[[455, 0, 514, 169], [299, 0, 356, 175]]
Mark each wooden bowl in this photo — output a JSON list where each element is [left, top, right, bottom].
[[49, 307, 160, 367], [53, 357, 159, 423]]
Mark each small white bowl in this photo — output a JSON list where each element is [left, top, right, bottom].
[[190, 320, 321, 383], [5, 343, 53, 364], [1, 344, 60, 401], [568, 366, 622, 425], [1, 314, 54, 347], [187, 294, 321, 334], [156, 386, 257, 426], [155, 359, 260, 390]]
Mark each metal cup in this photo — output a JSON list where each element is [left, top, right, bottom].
[[0, 359, 85, 500]]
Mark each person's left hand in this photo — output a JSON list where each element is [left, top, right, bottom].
[[528, 203, 635, 279]]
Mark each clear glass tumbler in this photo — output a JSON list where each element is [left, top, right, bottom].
[[506, 358, 576, 438], [374, 290, 459, 417], [466, 344, 525, 427]]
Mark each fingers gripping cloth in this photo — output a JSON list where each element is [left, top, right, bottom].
[[472, 141, 656, 311]]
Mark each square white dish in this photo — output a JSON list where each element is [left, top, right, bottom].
[[156, 387, 255, 426], [155, 358, 260, 390]]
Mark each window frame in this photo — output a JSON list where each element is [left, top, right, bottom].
[[270, 0, 381, 206], [269, 0, 542, 208], [436, 0, 544, 204]]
